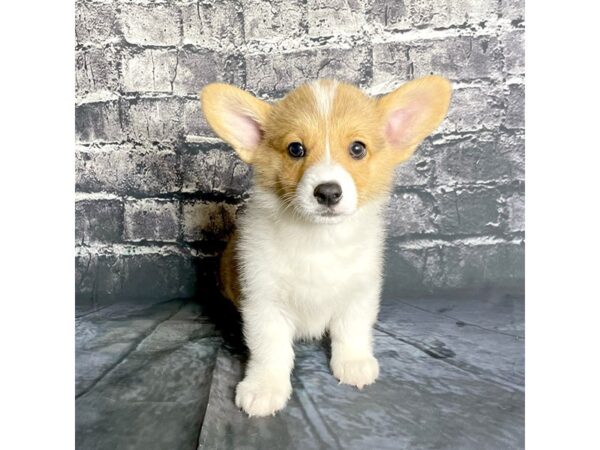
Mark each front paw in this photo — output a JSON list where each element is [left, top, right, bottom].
[[331, 355, 379, 389], [235, 376, 292, 417]]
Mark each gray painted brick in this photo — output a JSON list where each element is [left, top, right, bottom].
[[440, 242, 525, 290], [172, 49, 242, 96], [505, 191, 525, 232], [409, 35, 503, 80], [76, 2, 119, 45], [368, 0, 408, 31], [501, 0, 524, 22], [181, 145, 251, 196], [124, 97, 183, 143], [76, 147, 180, 195], [499, 132, 525, 181], [121, 49, 178, 93], [76, 101, 125, 143], [442, 85, 504, 133], [384, 241, 524, 296], [75, 0, 525, 302], [368, 0, 499, 32], [119, 4, 181, 46], [124, 199, 180, 242], [76, 47, 120, 98], [371, 42, 411, 86], [183, 99, 213, 137], [246, 46, 371, 96], [393, 141, 434, 187], [76, 199, 124, 244], [504, 83, 524, 129], [373, 36, 503, 85], [393, 157, 433, 187], [182, 201, 239, 241], [434, 187, 502, 235], [434, 132, 524, 185], [76, 250, 197, 306], [502, 29, 525, 75], [307, 0, 366, 37], [386, 192, 436, 236], [181, 1, 244, 50], [241, 0, 306, 42]]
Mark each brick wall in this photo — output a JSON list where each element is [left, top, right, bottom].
[[75, 0, 525, 309]]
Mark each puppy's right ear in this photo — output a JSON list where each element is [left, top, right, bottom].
[[200, 84, 271, 164]]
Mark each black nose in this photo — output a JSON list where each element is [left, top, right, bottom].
[[314, 182, 342, 206]]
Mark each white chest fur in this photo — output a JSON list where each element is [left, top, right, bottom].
[[237, 188, 386, 339]]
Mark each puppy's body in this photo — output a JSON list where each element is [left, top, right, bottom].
[[233, 186, 385, 340], [221, 187, 384, 416], [202, 77, 451, 416]]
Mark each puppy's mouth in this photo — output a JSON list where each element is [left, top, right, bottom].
[[319, 209, 341, 217], [315, 207, 355, 222]]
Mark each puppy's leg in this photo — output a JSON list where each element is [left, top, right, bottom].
[[235, 302, 295, 417], [329, 290, 380, 389]]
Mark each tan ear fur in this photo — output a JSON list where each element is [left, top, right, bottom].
[[200, 84, 271, 163], [378, 75, 452, 164]]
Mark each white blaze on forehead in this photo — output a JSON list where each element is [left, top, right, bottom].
[[311, 80, 337, 118], [310, 80, 338, 162]]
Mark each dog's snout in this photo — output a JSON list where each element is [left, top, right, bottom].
[[314, 182, 342, 206]]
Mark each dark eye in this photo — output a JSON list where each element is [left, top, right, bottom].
[[287, 142, 305, 158], [349, 141, 367, 159]]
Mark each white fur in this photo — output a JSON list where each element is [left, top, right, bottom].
[[310, 80, 337, 162], [234, 182, 386, 416], [294, 161, 358, 223]]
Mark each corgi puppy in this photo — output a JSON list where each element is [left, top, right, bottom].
[[201, 76, 452, 417]]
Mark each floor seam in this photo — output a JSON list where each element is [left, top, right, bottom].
[[75, 304, 112, 319], [75, 301, 187, 400], [374, 324, 524, 393], [195, 345, 222, 450], [394, 299, 524, 339], [292, 372, 344, 450]]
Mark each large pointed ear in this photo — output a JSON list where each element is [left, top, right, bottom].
[[378, 76, 452, 164], [200, 84, 271, 163]]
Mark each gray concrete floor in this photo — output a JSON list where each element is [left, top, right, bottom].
[[76, 294, 524, 450]]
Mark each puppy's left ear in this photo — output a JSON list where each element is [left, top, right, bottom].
[[378, 76, 452, 164]]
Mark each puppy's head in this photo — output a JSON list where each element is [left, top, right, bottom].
[[201, 77, 451, 224]]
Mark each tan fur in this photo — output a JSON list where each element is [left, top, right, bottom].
[[201, 84, 271, 164], [218, 232, 241, 307], [201, 76, 452, 306]]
